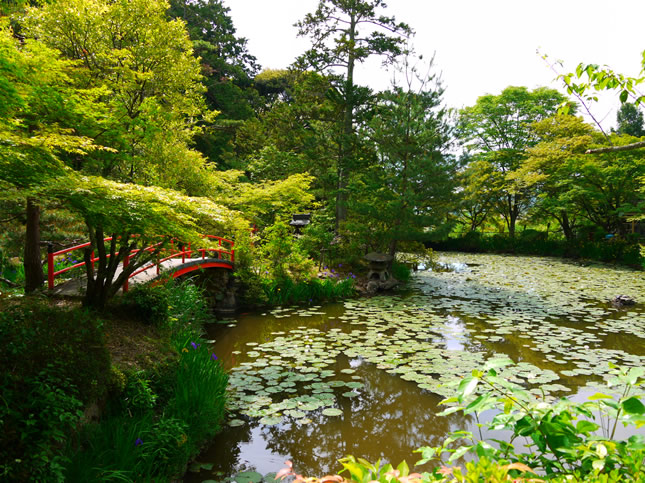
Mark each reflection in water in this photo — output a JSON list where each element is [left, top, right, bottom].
[[184, 254, 645, 482]]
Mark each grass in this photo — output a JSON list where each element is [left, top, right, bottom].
[[263, 276, 355, 306]]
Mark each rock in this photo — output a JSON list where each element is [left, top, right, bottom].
[[611, 295, 636, 307], [366, 281, 379, 295], [361, 279, 400, 296]]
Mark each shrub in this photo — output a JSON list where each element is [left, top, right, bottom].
[[0, 301, 110, 481], [430, 233, 644, 267], [390, 261, 411, 282], [121, 284, 170, 324], [63, 282, 228, 481]]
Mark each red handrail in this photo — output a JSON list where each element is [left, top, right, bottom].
[[47, 235, 234, 291]]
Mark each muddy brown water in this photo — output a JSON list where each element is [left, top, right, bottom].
[[183, 253, 645, 482]]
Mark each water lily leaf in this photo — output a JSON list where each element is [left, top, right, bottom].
[[322, 408, 343, 416], [234, 471, 263, 483]]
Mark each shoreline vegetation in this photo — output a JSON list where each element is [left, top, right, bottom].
[[429, 232, 644, 270]]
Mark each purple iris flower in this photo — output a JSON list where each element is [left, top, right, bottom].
[[135, 438, 143, 447], [190, 341, 200, 350], [211, 353, 218, 361]]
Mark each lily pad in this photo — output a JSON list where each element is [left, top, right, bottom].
[[322, 408, 343, 416]]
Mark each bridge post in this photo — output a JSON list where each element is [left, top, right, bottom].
[[47, 243, 54, 290], [123, 255, 129, 292]]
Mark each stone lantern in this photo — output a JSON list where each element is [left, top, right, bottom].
[[289, 213, 311, 235], [364, 252, 393, 281]]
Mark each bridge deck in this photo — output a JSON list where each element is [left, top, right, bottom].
[[52, 257, 233, 297]]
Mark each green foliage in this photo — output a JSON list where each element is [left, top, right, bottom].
[[0, 300, 110, 481], [415, 361, 645, 481], [355, 61, 456, 255], [231, 227, 270, 307], [167, 0, 260, 162], [260, 221, 316, 282], [121, 284, 170, 325], [296, 0, 413, 226], [124, 371, 159, 412], [616, 102, 645, 137], [457, 86, 568, 237], [64, 281, 228, 481], [262, 276, 355, 306], [560, 57, 645, 111], [390, 261, 412, 282], [23, 0, 214, 185], [432, 232, 644, 267]]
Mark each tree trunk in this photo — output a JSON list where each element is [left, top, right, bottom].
[[336, 14, 357, 230], [559, 211, 575, 242], [24, 198, 44, 292]]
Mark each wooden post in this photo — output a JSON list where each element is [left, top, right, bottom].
[[123, 256, 129, 292], [47, 243, 54, 290]]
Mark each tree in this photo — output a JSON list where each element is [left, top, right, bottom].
[[616, 102, 645, 137], [233, 71, 341, 205], [24, 0, 213, 185], [514, 115, 596, 240], [457, 86, 568, 237], [0, 21, 111, 292], [168, 0, 262, 164], [456, 158, 497, 232], [48, 176, 240, 309], [295, 0, 412, 228], [360, 62, 455, 255]]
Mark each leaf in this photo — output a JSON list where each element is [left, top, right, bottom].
[[622, 396, 645, 415], [447, 445, 472, 463], [576, 420, 600, 434], [396, 460, 409, 477], [588, 393, 613, 401], [234, 471, 263, 483]]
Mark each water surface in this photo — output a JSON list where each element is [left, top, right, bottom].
[[184, 253, 645, 481]]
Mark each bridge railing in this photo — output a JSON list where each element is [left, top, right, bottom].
[[47, 235, 234, 292]]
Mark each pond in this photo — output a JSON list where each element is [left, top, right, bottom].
[[184, 253, 645, 482]]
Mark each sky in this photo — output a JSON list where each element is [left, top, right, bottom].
[[223, 0, 645, 131]]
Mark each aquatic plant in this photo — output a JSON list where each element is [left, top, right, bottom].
[[262, 276, 355, 306]]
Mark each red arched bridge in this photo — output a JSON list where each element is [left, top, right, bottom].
[[47, 234, 234, 295]]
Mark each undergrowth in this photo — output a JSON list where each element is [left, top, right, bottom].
[[63, 281, 228, 482]]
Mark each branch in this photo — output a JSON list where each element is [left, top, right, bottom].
[[586, 140, 645, 154], [0, 277, 19, 288]]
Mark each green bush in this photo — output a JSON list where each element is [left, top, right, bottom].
[[121, 284, 170, 324], [63, 282, 228, 482], [431, 232, 644, 267], [391, 261, 412, 282], [0, 301, 110, 481]]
